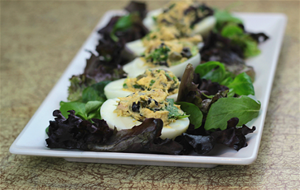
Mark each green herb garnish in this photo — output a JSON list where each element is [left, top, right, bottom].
[[165, 99, 189, 119], [149, 80, 155, 86], [133, 84, 142, 89], [146, 44, 170, 65]]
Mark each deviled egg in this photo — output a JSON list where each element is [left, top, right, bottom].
[[100, 89, 189, 139], [123, 40, 201, 78], [104, 69, 179, 100], [143, 1, 216, 37], [126, 1, 214, 56], [126, 30, 203, 56]]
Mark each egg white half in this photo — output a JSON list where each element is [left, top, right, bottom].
[[100, 98, 189, 139], [142, 9, 162, 31], [126, 40, 146, 56], [143, 9, 216, 36], [104, 78, 178, 100], [123, 53, 200, 78], [191, 16, 216, 36]]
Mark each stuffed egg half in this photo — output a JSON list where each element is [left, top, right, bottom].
[[143, 2, 216, 37], [101, 89, 189, 139], [104, 69, 179, 100], [124, 40, 201, 78]]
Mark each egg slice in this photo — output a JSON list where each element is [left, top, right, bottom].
[[143, 9, 216, 36], [100, 98, 189, 139], [123, 53, 200, 78], [104, 78, 178, 100]]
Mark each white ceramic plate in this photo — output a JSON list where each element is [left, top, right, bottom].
[[10, 10, 287, 168]]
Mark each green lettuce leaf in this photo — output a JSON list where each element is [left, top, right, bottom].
[[227, 72, 254, 96], [82, 81, 110, 103], [195, 61, 230, 83], [176, 102, 203, 129], [221, 23, 261, 58], [60, 101, 87, 120], [59, 100, 103, 121], [204, 96, 261, 130], [214, 9, 243, 31], [195, 61, 254, 96], [166, 99, 189, 119]]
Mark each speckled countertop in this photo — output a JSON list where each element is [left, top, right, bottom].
[[1, 0, 299, 189]]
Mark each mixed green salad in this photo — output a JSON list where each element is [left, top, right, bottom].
[[46, 1, 268, 155]]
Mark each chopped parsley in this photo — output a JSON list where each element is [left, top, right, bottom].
[[146, 43, 170, 65], [123, 83, 128, 89], [165, 99, 189, 119], [149, 79, 156, 86]]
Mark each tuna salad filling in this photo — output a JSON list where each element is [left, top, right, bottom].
[[114, 89, 188, 126]]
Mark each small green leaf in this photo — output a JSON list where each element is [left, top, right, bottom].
[[165, 99, 188, 119], [165, 73, 172, 80], [195, 61, 227, 83], [110, 32, 119, 42], [113, 14, 133, 32], [214, 9, 243, 31], [176, 102, 203, 129], [82, 81, 110, 103], [201, 93, 215, 99], [244, 39, 261, 57], [220, 23, 261, 58], [228, 72, 255, 96], [82, 87, 100, 103], [85, 101, 103, 115], [221, 24, 244, 37], [59, 101, 87, 120]]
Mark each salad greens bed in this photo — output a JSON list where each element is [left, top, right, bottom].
[[46, 1, 268, 155]]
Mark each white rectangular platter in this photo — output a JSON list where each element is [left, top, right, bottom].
[[10, 10, 287, 168]]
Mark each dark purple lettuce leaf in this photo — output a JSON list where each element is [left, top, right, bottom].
[[177, 64, 203, 106], [175, 133, 215, 155], [95, 37, 135, 67], [88, 118, 183, 155], [237, 23, 269, 43], [199, 90, 228, 114], [177, 64, 229, 108], [84, 36, 134, 82], [46, 110, 114, 150], [186, 4, 214, 28], [46, 111, 183, 155], [67, 36, 133, 101], [201, 31, 245, 61], [175, 117, 256, 154], [200, 32, 256, 80], [125, 1, 147, 19], [98, 1, 148, 43], [84, 52, 127, 82], [248, 32, 270, 43], [67, 74, 97, 102], [114, 14, 148, 43], [98, 16, 120, 38], [211, 117, 256, 151]]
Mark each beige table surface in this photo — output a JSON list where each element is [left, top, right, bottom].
[[1, 0, 299, 189]]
